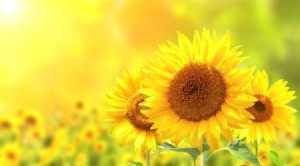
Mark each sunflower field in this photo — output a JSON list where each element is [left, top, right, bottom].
[[0, 0, 299, 166]]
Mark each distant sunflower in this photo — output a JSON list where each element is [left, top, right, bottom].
[[20, 109, 44, 129], [80, 124, 99, 143], [0, 116, 17, 133], [26, 126, 46, 141], [64, 143, 76, 156], [93, 140, 108, 154], [75, 153, 88, 166], [105, 70, 160, 151], [238, 143, 272, 166], [0, 117, 13, 130], [238, 70, 296, 143], [121, 152, 144, 166], [0, 143, 21, 166], [143, 29, 255, 150]]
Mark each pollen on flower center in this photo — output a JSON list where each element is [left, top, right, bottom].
[[168, 63, 227, 122], [247, 94, 273, 122], [126, 93, 153, 131]]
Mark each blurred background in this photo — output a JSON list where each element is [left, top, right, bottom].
[[0, 0, 299, 165]]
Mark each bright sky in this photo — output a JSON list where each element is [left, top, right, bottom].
[[0, 0, 19, 18]]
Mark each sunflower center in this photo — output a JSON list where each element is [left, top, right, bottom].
[[168, 63, 227, 122], [86, 131, 94, 139], [126, 93, 153, 131], [246, 94, 273, 122], [6, 151, 16, 161], [25, 116, 37, 126], [0, 121, 11, 129], [76, 101, 84, 110]]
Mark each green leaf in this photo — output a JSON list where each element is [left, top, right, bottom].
[[265, 151, 283, 166], [225, 139, 260, 166], [158, 142, 209, 162], [128, 161, 143, 166]]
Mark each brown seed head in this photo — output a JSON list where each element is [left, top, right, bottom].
[[247, 94, 273, 122], [168, 63, 227, 121], [126, 93, 153, 131]]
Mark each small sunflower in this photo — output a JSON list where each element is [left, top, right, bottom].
[[19, 109, 44, 129], [0, 115, 18, 133], [93, 140, 108, 154], [0, 117, 13, 131], [291, 149, 300, 165], [75, 153, 88, 166], [143, 29, 255, 150], [0, 143, 21, 166], [105, 70, 160, 151], [121, 152, 145, 166], [238, 70, 296, 143], [18, 110, 46, 142], [80, 124, 99, 143], [64, 143, 76, 156], [75, 101, 85, 110], [39, 148, 57, 165], [26, 126, 46, 141], [53, 129, 69, 147], [238, 143, 273, 166]]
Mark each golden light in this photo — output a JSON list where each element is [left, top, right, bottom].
[[0, 0, 19, 18]]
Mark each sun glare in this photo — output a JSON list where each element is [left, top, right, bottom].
[[0, 0, 19, 18]]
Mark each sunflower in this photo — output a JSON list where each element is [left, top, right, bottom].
[[0, 117, 13, 131], [0, 143, 21, 166], [75, 152, 88, 166], [0, 115, 18, 133], [93, 140, 108, 154], [105, 70, 160, 151], [238, 143, 272, 166], [25, 125, 46, 141], [64, 143, 76, 156], [17, 109, 46, 142], [19, 109, 44, 130], [291, 149, 300, 165], [80, 124, 99, 143], [238, 70, 296, 143], [142, 28, 255, 150], [120, 152, 145, 166]]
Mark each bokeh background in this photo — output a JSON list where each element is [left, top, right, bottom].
[[0, 0, 299, 165]]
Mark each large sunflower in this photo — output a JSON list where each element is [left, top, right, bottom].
[[142, 29, 255, 150], [238, 70, 296, 143], [105, 70, 160, 151]]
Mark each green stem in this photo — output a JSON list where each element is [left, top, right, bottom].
[[206, 148, 227, 162], [201, 139, 206, 166], [254, 141, 258, 158], [201, 150, 206, 166], [146, 150, 151, 166]]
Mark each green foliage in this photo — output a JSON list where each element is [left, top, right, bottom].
[[128, 161, 143, 166], [265, 151, 283, 166], [158, 142, 210, 165], [43, 136, 53, 147], [225, 139, 260, 166]]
